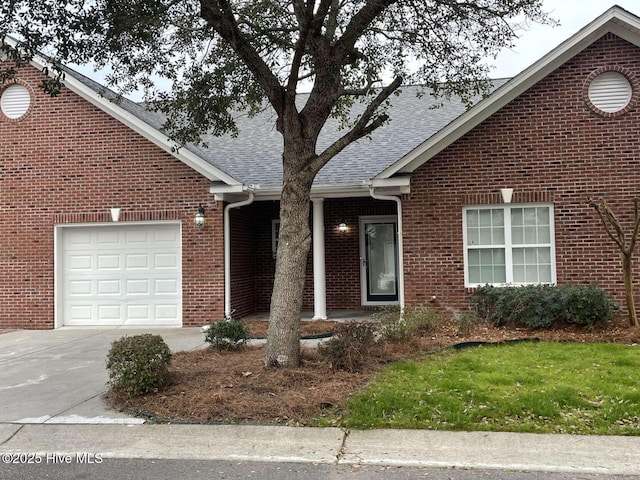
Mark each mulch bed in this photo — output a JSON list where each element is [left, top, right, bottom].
[[243, 319, 340, 339], [106, 315, 640, 425]]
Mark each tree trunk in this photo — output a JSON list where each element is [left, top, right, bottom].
[[622, 254, 638, 327], [265, 148, 315, 368]]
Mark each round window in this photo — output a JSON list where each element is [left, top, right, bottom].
[[587, 71, 632, 113], [1, 84, 32, 119]]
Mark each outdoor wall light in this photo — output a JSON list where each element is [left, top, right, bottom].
[[338, 218, 348, 233], [195, 204, 206, 229]]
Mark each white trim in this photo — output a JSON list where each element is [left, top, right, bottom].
[[54, 220, 183, 329], [312, 199, 327, 320], [462, 203, 557, 288], [249, 181, 410, 201], [376, 6, 640, 179], [359, 215, 400, 307]]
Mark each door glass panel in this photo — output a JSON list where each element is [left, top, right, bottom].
[[365, 222, 397, 299]]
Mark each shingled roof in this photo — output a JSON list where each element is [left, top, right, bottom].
[[64, 66, 507, 189]]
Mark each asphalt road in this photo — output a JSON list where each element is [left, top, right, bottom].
[[2, 459, 640, 480]]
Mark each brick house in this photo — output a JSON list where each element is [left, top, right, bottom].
[[1, 6, 639, 329]]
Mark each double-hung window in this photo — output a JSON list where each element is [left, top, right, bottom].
[[463, 204, 555, 287]]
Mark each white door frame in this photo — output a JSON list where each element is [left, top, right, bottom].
[[359, 215, 399, 306]]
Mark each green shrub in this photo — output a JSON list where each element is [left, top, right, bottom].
[[205, 318, 249, 350], [106, 334, 172, 396], [318, 322, 376, 372], [373, 305, 445, 342], [561, 284, 620, 327], [469, 284, 618, 329]]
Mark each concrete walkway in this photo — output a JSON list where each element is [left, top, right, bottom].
[[1, 328, 640, 475]]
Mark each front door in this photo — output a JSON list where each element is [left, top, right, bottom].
[[359, 216, 399, 305]]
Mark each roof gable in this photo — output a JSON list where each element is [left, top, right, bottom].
[[376, 5, 640, 179], [1, 37, 241, 186]]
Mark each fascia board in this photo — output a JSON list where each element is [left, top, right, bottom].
[[2, 40, 241, 186], [375, 6, 640, 179], [251, 184, 372, 200], [370, 177, 411, 189], [249, 182, 409, 201]]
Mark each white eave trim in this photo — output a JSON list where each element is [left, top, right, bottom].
[[239, 179, 411, 201], [376, 6, 640, 179], [2, 38, 241, 186]]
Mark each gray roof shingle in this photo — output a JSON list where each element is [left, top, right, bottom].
[[64, 67, 507, 188]]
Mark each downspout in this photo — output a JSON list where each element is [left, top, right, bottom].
[[368, 186, 405, 311], [224, 191, 255, 319]]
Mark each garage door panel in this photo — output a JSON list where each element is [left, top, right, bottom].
[[98, 255, 120, 270], [69, 280, 92, 296], [127, 304, 150, 320], [98, 305, 122, 322], [68, 255, 93, 271], [125, 229, 151, 244], [155, 253, 178, 269], [154, 225, 180, 242], [97, 279, 121, 295], [61, 224, 181, 326], [126, 279, 150, 295], [156, 304, 178, 320], [69, 305, 92, 322], [66, 229, 92, 246], [126, 254, 149, 270], [97, 229, 120, 245], [155, 278, 178, 294]]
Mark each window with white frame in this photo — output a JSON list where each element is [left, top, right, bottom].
[[463, 204, 555, 287]]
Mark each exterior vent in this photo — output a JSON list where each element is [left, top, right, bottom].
[[588, 72, 632, 113], [1, 84, 32, 119]]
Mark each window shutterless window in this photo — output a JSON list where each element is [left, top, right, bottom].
[[463, 204, 556, 287]]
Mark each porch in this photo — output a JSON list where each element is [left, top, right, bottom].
[[227, 197, 400, 320]]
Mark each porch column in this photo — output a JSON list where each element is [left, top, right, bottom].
[[312, 198, 328, 320]]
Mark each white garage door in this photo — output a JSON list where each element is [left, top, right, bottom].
[[61, 223, 182, 326]]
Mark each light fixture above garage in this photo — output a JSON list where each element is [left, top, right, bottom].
[[195, 204, 205, 229]]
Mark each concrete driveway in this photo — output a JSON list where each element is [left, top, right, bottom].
[[0, 328, 206, 424]]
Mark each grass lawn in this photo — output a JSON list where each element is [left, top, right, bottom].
[[336, 342, 640, 435]]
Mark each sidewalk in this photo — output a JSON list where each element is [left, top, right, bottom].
[[2, 327, 640, 475], [1, 423, 640, 475]]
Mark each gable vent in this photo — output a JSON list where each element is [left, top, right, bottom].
[[588, 72, 632, 113], [1, 84, 31, 119]]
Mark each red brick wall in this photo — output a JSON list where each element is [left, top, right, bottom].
[[0, 63, 225, 328], [403, 33, 640, 315], [229, 205, 257, 318]]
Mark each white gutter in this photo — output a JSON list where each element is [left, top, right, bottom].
[[224, 191, 255, 318], [368, 186, 405, 311]]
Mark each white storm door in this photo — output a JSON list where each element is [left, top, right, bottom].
[[61, 223, 182, 326]]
